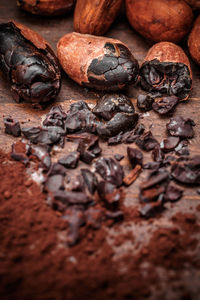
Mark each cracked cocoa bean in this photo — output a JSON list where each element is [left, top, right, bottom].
[[140, 42, 192, 100], [57, 32, 139, 91], [0, 21, 61, 104]]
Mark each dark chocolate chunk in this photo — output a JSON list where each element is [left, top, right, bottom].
[[44, 174, 64, 193], [140, 185, 166, 203], [175, 140, 190, 156], [152, 145, 164, 163], [58, 151, 80, 169], [140, 169, 170, 190], [139, 196, 164, 218], [93, 94, 135, 121], [143, 161, 161, 170], [4, 116, 21, 137], [127, 147, 143, 167], [48, 163, 67, 176], [171, 156, 200, 185], [81, 169, 98, 195], [95, 157, 124, 187], [31, 144, 51, 170], [167, 116, 195, 139], [136, 131, 158, 151], [152, 96, 178, 114], [160, 136, 180, 152], [137, 94, 154, 111], [53, 190, 92, 207], [134, 123, 145, 136], [97, 112, 139, 137], [108, 132, 123, 145], [164, 182, 183, 202]]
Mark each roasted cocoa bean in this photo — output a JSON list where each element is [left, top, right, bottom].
[[0, 21, 61, 104], [74, 0, 122, 36], [57, 32, 139, 91], [126, 0, 193, 43], [188, 16, 200, 66]]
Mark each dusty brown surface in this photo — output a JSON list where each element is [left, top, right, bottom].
[[0, 1, 200, 299]]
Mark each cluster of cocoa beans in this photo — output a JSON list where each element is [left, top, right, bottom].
[[0, 0, 199, 104]]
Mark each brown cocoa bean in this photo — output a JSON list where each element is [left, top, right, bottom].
[[74, 0, 122, 36], [125, 0, 193, 43], [17, 0, 75, 16], [140, 42, 192, 100], [188, 16, 200, 65], [57, 32, 139, 91]]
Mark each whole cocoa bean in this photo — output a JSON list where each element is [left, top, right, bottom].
[[126, 0, 193, 43], [188, 16, 200, 65], [0, 21, 61, 104], [57, 32, 139, 91], [140, 42, 192, 100], [185, 0, 200, 9], [17, 0, 75, 16], [74, 0, 123, 36]]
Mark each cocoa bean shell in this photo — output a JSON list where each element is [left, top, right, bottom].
[[125, 0, 193, 43], [17, 0, 75, 16], [188, 15, 200, 65], [74, 0, 122, 36], [57, 32, 139, 91]]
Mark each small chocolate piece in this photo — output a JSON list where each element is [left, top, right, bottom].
[[93, 94, 135, 121], [48, 163, 67, 176], [152, 96, 178, 114], [43, 105, 67, 129], [108, 132, 123, 145], [143, 161, 161, 170], [114, 154, 124, 161], [137, 94, 154, 111], [134, 123, 145, 136], [127, 147, 143, 168], [81, 169, 98, 195], [53, 190, 92, 207], [44, 174, 64, 193], [164, 182, 183, 202], [4, 116, 21, 137], [31, 144, 51, 170], [167, 116, 195, 139], [97, 181, 121, 208], [140, 169, 170, 190], [140, 185, 166, 203], [0, 21, 60, 104], [95, 157, 124, 187], [160, 136, 180, 153], [139, 196, 164, 218], [136, 131, 158, 151], [58, 152, 80, 169], [76, 133, 101, 164], [171, 156, 200, 185]]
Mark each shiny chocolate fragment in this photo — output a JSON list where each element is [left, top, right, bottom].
[[4, 116, 21, 137], [127, 147, 143, 168], [81, 169, 98, 195], [58, 152, 80, 169], [43, 105, 67, 129], [160, 136, 180, 153], [76, 133, 101, 164], [167, 116, 195, 139], [136, 131, 158, 151], [152, 96, 178, 114], [97, 181, 121, 209], [137, 94, 154, 111]]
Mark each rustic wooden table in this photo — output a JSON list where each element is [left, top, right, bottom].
[[0, 1, 200, 297]]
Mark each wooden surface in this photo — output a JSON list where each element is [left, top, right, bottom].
[[0, 1, 200, 297]]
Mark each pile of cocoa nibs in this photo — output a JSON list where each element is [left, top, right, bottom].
[[4, 92, 200, 246]]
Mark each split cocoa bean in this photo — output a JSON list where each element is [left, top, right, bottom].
[[140, 42, 192, 100], [0, 21, 61, 104], [57, 32, 139, 91], [125, 0, 193, 43]]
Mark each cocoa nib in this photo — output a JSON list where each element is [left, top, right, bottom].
[[97, 112, 139, 137], [93, 94, 135, 121], [43, 105, 67, 129], [139, 197, 164, 218], [97, 181, 121, 209], [48, 163, 67, 177], [31, 144, 51, 170], [75, 133, 101, 164], [152, 96, 178, 115], [58, 152, 80, 169], [175, 140, 190, 156], [0, 22, 60, 104], [136, 131, 158, 151], [137, 94, 154, 111], [65, 101, 98, 134], [81, 169, 98, 195], [44, 174, 65, 193], [11, 140, 30, 164], [95, 157, 124, 187], [164, 182, 183, 202], [140, 60, 192, 100], [85, 207, 102, 229], [171, 156, 200, 185], [160, 136, 180, 152], [140, 169, 170, 190], [4, 116, 21, 137], [152, 145, 164, 163], [167, 116, 195, 139], [127, 147, 143, 168], [22, 126, 65, 146]]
